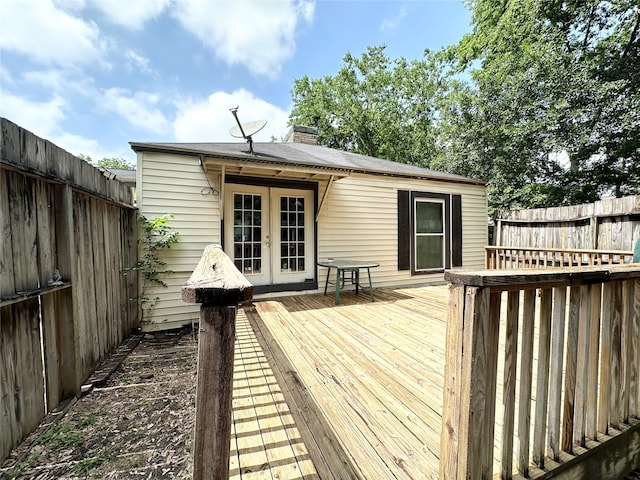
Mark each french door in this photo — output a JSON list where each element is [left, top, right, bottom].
[[224, 185, 314, 286]]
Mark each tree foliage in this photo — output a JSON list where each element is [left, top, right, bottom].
[[437, 0, 640, 215], [78, 154, 135, 170], [290, 46, 441, 167], [288, 2, 640, 216]]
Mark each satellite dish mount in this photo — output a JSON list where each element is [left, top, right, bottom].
[[229, 106, 267, 155]]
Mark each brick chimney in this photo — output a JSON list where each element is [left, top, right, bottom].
[[285, 125, 318, 145]]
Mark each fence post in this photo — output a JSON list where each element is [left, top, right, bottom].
[[182, 245, 253, 480], [440, 280, 500, 479]]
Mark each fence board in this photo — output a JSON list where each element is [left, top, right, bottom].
[[1, 118, 138, 463], [0, 170, 15, 297], [9, 172, 39, 292], [497, 195, 640, 251]]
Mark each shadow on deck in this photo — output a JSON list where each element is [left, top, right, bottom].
[[245, 285, 450, 479]]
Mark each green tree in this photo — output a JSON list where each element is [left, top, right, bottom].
[[436, 0, 640, 215], [78, 154, 135, 170], [290, 46, 441, 167]]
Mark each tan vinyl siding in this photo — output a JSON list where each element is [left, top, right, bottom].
[[138, 151, 220, 330], [316, 174, 487, 289], [138, 151, 487, 330]]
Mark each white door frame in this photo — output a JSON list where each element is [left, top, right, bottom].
[[224, 184, 315, 287]]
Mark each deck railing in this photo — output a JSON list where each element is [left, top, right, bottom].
[[441, 265, 640, 479], [485, 246, 634, 269], [182, 245, 253, 480]]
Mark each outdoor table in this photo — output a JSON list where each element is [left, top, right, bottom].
[[317, 259, 380, 305]]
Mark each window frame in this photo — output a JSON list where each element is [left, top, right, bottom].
[[413, 197, 446, 272]]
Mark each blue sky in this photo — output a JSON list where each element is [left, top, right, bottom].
[[0, 0, 471, 165]]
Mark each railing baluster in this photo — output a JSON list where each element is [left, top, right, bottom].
[[586, 284, 602, 440], [533, 288, 553, 468], [631, 280, 640, 419], [518, 289, 536, 475], [574, 285, 591, 447], [549, 286, 567, 460], [599, 282, 614, 434], [502, 291, 520, 479], [610, 281, 623, 429]]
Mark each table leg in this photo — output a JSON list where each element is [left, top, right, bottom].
[[323, 266, 331, 295], [367, 268, 374, 302], [335, 268, 341, 305], [355, 269, 360, 295]]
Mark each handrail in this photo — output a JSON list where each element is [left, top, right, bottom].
[[485, 245, 634, 269], [182, 245, 253, 480], [441, 264, 640, 479]]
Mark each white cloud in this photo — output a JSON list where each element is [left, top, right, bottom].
[[22, 70, 95, 98], [89, 0, 171, 30], [124, 50, 153, 74], [102, 88, 171, 134], [381, 6, 408, 31], [172, 0, 315, 78], [0, 92, 67, 139], [52, 132, 104, 159], [173, 89, 290, 142], [0, 0, 107, 67]]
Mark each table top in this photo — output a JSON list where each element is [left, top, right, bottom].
[[317, 259, 380, 269]]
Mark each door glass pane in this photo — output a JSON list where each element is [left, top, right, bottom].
[[233, 193, 262, 274], [280, 196, 306, 272], [416, 236, 444, 270]]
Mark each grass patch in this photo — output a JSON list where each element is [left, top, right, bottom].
[[36, 422, 84, 450], [74, 452, 109, 474]]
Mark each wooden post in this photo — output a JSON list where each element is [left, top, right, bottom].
[[182, 245, 253, 480]]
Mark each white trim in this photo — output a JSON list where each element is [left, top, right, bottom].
[[413, 198, 446, 272]]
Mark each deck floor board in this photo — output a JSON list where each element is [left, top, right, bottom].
[[250, 286, 451, 479]]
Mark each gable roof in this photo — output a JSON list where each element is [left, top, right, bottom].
[[130, 141, 485, 186]]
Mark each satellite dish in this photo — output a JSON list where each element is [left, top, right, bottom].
[[229, 107, 267, 154], [230, 119, 267, 139]]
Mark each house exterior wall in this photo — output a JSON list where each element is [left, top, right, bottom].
[[137, 151, 220, 331], [316, 174, 487, 288], [138, 150, 487, 331]]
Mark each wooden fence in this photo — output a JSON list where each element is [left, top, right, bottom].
[[441, 266, 640, 479], [486, 246, 634, 269], [495, 196, 640, 251], [0, 118, 138, 462]]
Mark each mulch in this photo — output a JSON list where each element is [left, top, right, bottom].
[[1, 327, 198, 479]]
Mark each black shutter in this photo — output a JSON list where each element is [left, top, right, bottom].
[[398, 190, 410, 270], [452, 194, 463, 267]]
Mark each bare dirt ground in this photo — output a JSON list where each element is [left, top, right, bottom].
[[1, 328, 198, 479]]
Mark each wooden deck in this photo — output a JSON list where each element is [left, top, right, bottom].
[[245, 286, 450, 479], [230, 309, 319, 479]]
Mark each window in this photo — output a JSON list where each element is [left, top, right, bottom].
[[414, 199, 445, 271], [397, 190, 463, 274]]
